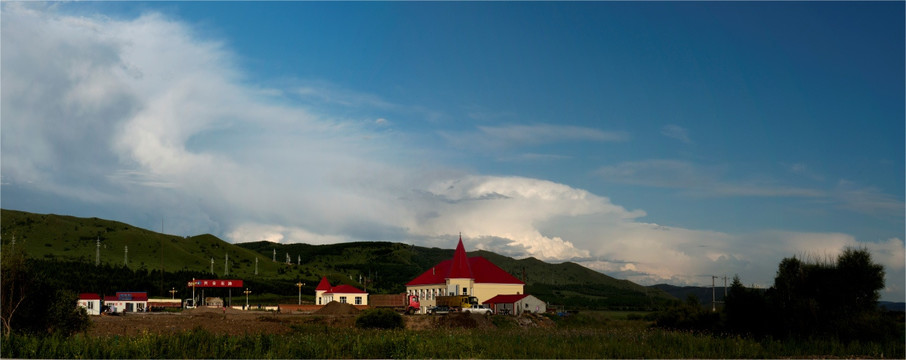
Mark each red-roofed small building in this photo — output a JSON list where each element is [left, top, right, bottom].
[[77, 293, 102, 315], [314, 277, 369, 306], [103, 292, 149, 313], [483, 294, 546, 316], [406, 236, 525, 313]]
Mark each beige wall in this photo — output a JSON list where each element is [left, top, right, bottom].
[[515, 295, 547, 315], [320, 292, 368, 305], [407, 282, 524, 310], [446, 278, 475, 297]]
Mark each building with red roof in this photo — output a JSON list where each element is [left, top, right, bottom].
[[405, 236, 524, 312], [103, 292, 149, 314], [314, 277, 369, 306], [77, 293, 102, 315]]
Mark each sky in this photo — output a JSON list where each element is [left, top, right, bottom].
[[2, 2, 904, 301]]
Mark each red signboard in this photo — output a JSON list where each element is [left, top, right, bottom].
[[187, 279, 244, 288]]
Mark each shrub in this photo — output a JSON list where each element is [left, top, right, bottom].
[[354, 308, 403, 329]]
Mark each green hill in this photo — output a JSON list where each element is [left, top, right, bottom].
[[1, 209, 674, 309]]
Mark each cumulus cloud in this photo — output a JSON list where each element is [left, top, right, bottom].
[[3, 5, 902, 301]]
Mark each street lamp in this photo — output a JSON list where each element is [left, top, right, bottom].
[[169, 287, 178, 299], [295, 282, 305, 305], [243, 288, 252, 309]]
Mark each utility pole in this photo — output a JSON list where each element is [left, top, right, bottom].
[[225, 253, 229, 276], [272, 249, 276, 262], [244, 288, 251, 309], [297, 254, 301, 266], [160, 219, 164, 298], [169, 287, 177, 299], [124, 245, 128, 266], [210, 257, 214, 275], [96, 237, 100, 266], [255, 257, 258, 275], [295, 282, 305, 305], [711, 275, 718, 312]]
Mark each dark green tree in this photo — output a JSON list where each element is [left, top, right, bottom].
[[766, 247, 887, 341], [355, 308, 404, 329]]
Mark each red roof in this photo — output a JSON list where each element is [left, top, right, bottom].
[[325, 284, 367, 294], [448, 236, 473, 279], [79, 293, 101, 300], [115, 292, 149, 301], [406, 245, 525, 286], [316, 277, 367, 294], [316, 277, 332, 291], [483, 294, 529, 304]]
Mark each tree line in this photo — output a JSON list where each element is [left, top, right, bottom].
[[653, 248, 902, 343]]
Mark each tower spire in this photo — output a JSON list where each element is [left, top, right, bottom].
[[448, 235, 472, 279]]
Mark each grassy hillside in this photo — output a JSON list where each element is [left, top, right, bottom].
[[0, 209, 283, 278], [1, 209, 674, 308]]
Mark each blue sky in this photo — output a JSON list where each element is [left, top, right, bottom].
[[2, 2, 903, 300]]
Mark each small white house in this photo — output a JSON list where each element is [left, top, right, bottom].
[[77, 293, 102, 316], [483, 294, 547, 316], [315, 277, 369, 306]]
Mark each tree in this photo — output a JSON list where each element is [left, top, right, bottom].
[[724, 275, 768, 336], [1, 246, 90, 336], [0, 245, 31, 336], [766, 247, 886, 340]]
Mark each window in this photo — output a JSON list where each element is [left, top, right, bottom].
[[463, 288, 468, 295], [87, 301, 94, 309], [355, 297, 362, 305], [339, 296, 347, 304]]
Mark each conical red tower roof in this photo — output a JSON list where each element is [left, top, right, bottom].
[[315, 276, 332, 291], [448, 235, 473, 279]]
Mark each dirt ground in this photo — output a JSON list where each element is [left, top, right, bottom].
[[86, 307, 553, 337]]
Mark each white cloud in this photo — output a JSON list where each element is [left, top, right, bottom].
[[834, 180, 905, 216], [598, 159, 825, 198], [661, 124, 693, 144], [442, 124, 629, 150]]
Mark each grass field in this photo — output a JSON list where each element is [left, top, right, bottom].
[[2, 313, 901, 359]]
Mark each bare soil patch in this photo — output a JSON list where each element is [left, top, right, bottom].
[[313, 301, 360, 315]]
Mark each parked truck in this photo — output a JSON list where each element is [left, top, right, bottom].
[[369, 294, 420, 314], [435, 295, 478, 309], [462, 304, 493, 315]]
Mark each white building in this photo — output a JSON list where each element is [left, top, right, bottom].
[[483, 294, 547, 316], [315, 277, 368, 306], [77, 293, 102, 316], [104, 292, 149, 313]]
